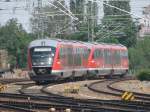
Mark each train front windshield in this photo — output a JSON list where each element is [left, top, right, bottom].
[[30, 47, 55, 66]]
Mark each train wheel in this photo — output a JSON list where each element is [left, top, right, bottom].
[[35, 81, 41, 85], [120, 74, 124, 78], [35, 81, 45, 85], [82, 73, 88, 80], [120, 70, 128, 78], [108, 69, 114, 79]]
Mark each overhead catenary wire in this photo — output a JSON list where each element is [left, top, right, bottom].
[[87, 0, 141, 19], [99, 24, 125, 39], [54, 21, 82, 35], [47, 1, 78, 21], [45, 0, 83, 37], [56, 0, 78, 20]]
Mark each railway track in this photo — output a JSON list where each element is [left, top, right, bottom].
[[0, 92, 150, 112], [108, 80, 150, 101], [88, 78, 150, 102], [0, 78, 150, 111], [0, 103, 35, 112], [0, 78, 31, 84]]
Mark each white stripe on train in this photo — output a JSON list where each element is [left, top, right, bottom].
[[52, 67, 128, 73]]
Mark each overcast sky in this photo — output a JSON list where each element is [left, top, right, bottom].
[[0, 0, 150, 32]]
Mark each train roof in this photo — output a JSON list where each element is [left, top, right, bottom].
[[29, 38, 86, 48], [29, 38, 127, 49], [29, 39, 58, 48]]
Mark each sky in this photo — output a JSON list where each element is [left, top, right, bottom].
[[0, 0, 150, 32]]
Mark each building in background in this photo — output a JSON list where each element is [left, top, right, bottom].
[[139, 5, 150, 38], [0, 50, 8, 69]]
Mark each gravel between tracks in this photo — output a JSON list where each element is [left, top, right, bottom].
[[112, 80, 150, 94], [45, 80, 120, 100]]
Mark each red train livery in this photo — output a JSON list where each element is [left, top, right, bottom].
[[28, 39, 129, 83]]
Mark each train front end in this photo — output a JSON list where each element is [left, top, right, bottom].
[[28, 39, 57, 83]]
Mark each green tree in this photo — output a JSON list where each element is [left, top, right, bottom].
[[69, 0, 98, 41], [129, 37, 150, 70], [96, 0, 137, 47], [0, 19, 34, 68]]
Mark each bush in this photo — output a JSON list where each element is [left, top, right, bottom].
[[137, 69, 150, 81]]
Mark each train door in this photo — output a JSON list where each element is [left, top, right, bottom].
[[67, 45, 74, 69], [112, 47, 120, 70], [93, 47, 104, 69], [52, 45, 62, 71], [114, 48, 121, 69], [81, 47, 87, 68], [104, 47, 112, 69], [58, 45, 68, 70], [121, 49, 129, 69]]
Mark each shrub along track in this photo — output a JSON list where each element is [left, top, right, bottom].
[[0, 78, 150, 111], [88, 78, 150, 101]]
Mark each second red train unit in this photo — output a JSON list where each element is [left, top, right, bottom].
[[28, 39, 128, 83]]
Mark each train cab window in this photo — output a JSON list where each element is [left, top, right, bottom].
[[30, 47, 56, 66]]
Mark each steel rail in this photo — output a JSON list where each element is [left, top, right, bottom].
[[88, 78, 150, 102], [41, 81, 150, 112], [0, 99, 149, 112], [0, 103, 35, 112], [0, 85, 149, 112], [107, 80, 150, 101], [1, 77, 150, 111]]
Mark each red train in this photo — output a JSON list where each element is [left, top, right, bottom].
[[28, 39, 129, 83]]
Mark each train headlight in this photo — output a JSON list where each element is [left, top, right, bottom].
[[48, 58, 52, 64], [33, 62, 36, 65], [51, 53, 54, 57]]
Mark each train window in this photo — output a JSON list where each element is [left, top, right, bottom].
[[78, 48, 82, 66], [104, 49, 111, 64], [114, 50, 121, 65], [59, 48, 62, 58], [104, 50, 107, 63], [74, 47, 78, 66], [94, 49, 103, 59], [67, 47, 73, 66], [125, 51, 128, 58], [94, 49, 98, 59], [121, 51, 128, 59], [94, 49, 101, 59], [93, 50, 96, 59], [60, 47, 65, 58], [30, 46, 56, 66], [88, 49, 91, 55], [83, 48, 88, 60]]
